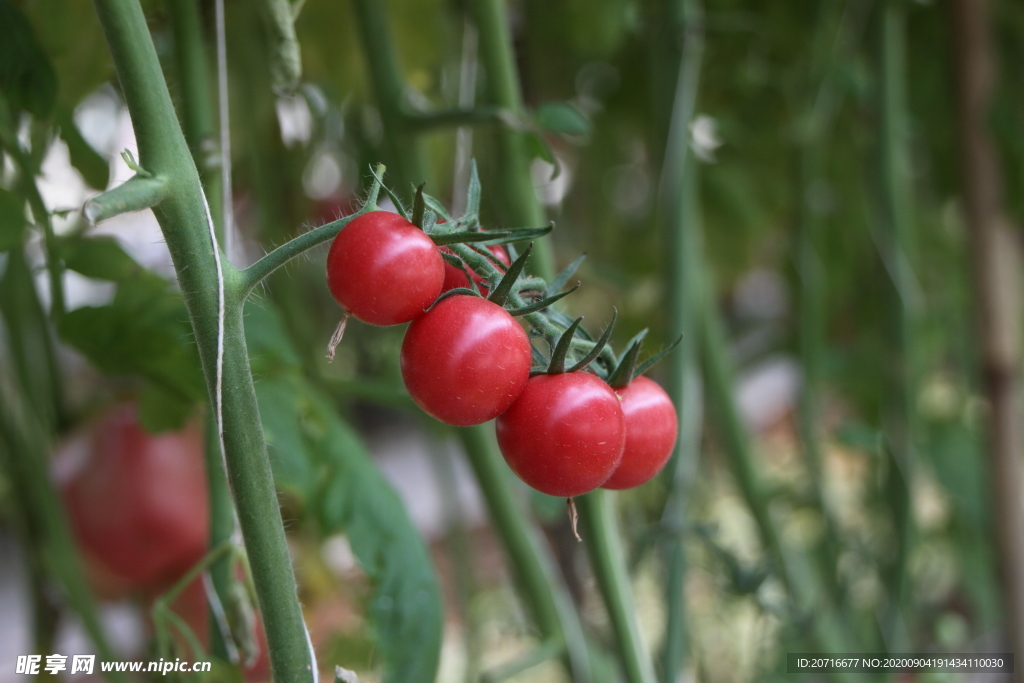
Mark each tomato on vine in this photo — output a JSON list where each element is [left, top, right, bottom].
[[496, 372, 626, 497], [440, 244, 510, 296], [401, 295, 532, 426], [601, 376, 678, 490], [53, 403, 208, 592], [326, 211, 445, 325]]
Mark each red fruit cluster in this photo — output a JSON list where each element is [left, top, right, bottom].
[[326, 210, 678, 497]]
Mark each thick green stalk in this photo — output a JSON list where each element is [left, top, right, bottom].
[[458, 425, 592, 683], [351, 0, 427, 193], [166, 0, 222, 235], [577, 492, 656, 683], [469, 0, 554, 279], [652, 1, 704, 679], [877, 1, 916, 646], [165, 0, 235, 657], [90, 0, 313, 679]]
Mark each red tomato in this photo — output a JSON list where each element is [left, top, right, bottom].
[[326, 211, 444, 325], [401, 295, 532, 426], [54, 403, 209, 592], [601, 377, 678, 490], [440, 244, 511, 296], [496, 373, 626, 497]]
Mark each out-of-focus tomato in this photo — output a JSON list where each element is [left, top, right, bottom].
[[53, 403, 209, 592]]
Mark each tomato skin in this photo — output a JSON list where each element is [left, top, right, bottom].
[[54, 403, 208, 591], [401, 295, 532, 426], [326, 211, 444, 325], [496, 373, 626, 497], [601, 377, 679, 490], [440, 244, 511, 296]]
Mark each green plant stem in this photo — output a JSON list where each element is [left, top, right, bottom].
[[406, 106, 504, 131], [351, 0, 427, 193], [877, 0, 916, 646], [700, 290, 857, 676], [653, 3, 704, 679], [469, 0, 554, 279], [166, 0, 222, 236], [90, 0, 314, 679], [458, 425, 592, 683], [577, 491, 657, 683], [204, 409, 236, 659], [0, 381, 123, 682]]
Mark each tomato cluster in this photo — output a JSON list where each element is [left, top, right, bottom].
[[325, 203, 678, 498]]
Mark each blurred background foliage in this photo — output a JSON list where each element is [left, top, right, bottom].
[[1, 0, 1024, 680]]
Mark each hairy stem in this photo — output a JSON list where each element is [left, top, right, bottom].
[[577, 492, 656, 683], [90, 0, 314, 679]]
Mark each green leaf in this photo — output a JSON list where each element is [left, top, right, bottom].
[[419, 191, 451, 222], [138, 383, 195, 433], [310, 392, 442, 683], [505, 284, 579, 317], [61, 236, 142, 281], [607, 329, 648, 388], [58, 275, 205, 404], [567, 309, 616, 373], [525, 134, 560, 179], [0, 188, 26, 252], [533, 102, 591, 136], [633, 335, 682, 377], [466, 160, 481, 217], [0, 0, 57, 117], [547, 316, 583, 375], [544, 253, 586, 297], [487, 243, 533, 307], [255, 377, 317, 497], [59, 112, 110, 191], [411, 183, 426, 229]]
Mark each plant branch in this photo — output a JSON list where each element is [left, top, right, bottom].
[[405, 106, 505, 131], [240, 165, 384, 297], [90, 0, 315, 679], [458, 425, 592, 683], [577, 491, 657, 683], [83, 175, 169, 223]]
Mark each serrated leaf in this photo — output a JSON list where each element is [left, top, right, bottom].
[[59, 112, 109, 190], [61, 235, 142, 281], [254, 377, 317, 497], [58, 274, 204, 403], [534, 102, 591, 136], [311, 399, 442, 683], [0, 188, 26, 252], [240, 300, 442, 683], [0, 0, 57, 117]]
